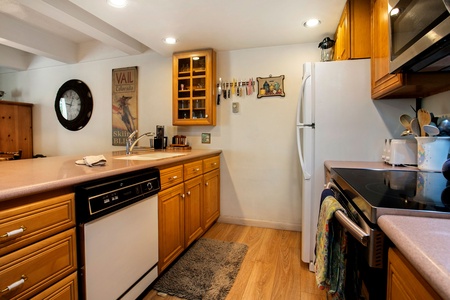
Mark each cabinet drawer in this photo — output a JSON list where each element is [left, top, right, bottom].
[[203, 156, 220, 173], [0, 228, 77, 300], [160, 165, 184, 190], [184, 160, 203, 180], [0, 193, 75, 256], [30, 271, 78, 300]]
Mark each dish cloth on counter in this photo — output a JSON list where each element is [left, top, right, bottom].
[[75, 155, 107, 167], [315, 192, 347, 300]]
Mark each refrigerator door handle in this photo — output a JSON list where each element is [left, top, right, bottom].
[[297, 127, 311, 180], [296, 73, 311, 126]]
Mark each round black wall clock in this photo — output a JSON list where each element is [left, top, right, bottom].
[[55, 79, 93, 131]]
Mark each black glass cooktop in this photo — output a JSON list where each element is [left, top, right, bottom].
[[331, 168, 450, 213]]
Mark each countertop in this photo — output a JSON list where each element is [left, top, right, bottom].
[[0, 149, 221, 202], [325, 160, 449, 299], [379, 216, 450, 300]]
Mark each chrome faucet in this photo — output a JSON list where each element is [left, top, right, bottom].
[[126, 130, 155, 154]]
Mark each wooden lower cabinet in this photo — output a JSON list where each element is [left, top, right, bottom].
[[184, 176, 204, 247], [387, 247, 441, 300], [30, 271, 78, 300], [0, 191, 77, 300], [203, 168, 220, 230], [0, 228, 77, 300], [158, 155, 220, 273]]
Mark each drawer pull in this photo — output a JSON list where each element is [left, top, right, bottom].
[[193, 168, 200, 172], [211, 162, 217, 166], [1, 275, 27, 293], [1, 226, 26, 238], [168, 175, 178, 181]]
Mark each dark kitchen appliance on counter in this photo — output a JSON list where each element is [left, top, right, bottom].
[[75, 168, 160, 300], [327, 168, 450, 299]]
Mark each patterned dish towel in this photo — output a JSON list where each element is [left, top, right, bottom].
[[315, 194, 347, 300]]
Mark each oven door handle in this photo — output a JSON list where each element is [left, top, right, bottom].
[[326, 182, 369, 247], [334, 210, 369, 247]]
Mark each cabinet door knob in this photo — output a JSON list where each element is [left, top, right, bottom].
[[205, 182, 209, 186], [1, 275, 27, 293], [187, 191, 191, 196], [169, 175, 178, 181], [1, 226, 26, 239], [181, 194, 185, 198]]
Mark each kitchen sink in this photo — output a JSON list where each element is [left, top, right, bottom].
[[114, 152, 188, 161]]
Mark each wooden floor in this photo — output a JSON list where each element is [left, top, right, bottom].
[[143, 222, 327, 300]]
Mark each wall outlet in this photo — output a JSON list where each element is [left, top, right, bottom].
[[232, 102, 239, 113]]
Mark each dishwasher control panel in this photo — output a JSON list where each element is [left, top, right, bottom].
[[75, 168, 160, 222]]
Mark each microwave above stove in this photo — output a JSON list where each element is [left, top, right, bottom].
[[389, 0, 450, 73]]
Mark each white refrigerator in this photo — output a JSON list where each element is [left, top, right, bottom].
[[296, 59, 415, 271]]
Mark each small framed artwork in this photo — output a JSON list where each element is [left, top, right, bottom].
[[201, 133, 211, 144], [256, 75, 285, 98]]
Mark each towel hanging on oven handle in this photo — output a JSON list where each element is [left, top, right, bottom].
[[325, 182, 369, 247]]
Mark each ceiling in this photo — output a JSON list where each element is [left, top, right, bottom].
[[0, 0, 346, 72]]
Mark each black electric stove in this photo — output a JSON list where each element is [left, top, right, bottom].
[[331, 168, 450, 227]]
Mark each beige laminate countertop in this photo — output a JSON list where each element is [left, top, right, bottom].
[[379, 216, 450, 300], [325, 160, 449, 299], [0, 149, 221, 202]]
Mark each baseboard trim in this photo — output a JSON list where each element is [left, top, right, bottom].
[[218, 215, 301, 232]]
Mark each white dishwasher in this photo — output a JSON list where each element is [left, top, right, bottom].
[[75, 168, 160, 300]]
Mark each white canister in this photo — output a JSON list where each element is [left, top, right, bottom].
[[415, 137, 450, 171]]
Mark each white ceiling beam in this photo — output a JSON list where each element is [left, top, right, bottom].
[[0, 44, 30, 71], [19, 0, 149, 55], [0, 12, 78, 64]]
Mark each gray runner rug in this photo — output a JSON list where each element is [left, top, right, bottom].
[[153, 238, 248, 300]]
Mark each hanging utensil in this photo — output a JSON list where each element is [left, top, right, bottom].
[[423, 124, 440, 136], [399, 114, 412, 130], [418, 109, 431, 137], [217, 78, 222, 105], [223, 81, 227, 99], [410, 118, 421, 137]]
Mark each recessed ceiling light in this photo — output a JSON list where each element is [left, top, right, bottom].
[[390, 8, 400, 16], [163, 37, 177, 44], [107, 0, 127, 8], [303, 19, 321, 28]]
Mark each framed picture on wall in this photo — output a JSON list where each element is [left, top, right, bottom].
[[112, 66, 138, 146], [256, 75, 285, 98]]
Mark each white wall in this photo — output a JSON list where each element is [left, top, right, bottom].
[[0, 43, 319, 231], [1, 44, 429, 232], [179, 44, 319, 230], [423, 90, 450, 115], [0, 52, 173, 156]]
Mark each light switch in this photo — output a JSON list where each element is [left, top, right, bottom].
[[232, 102, 239, 113]]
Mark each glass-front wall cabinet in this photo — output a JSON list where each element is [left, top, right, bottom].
[[172, 49, 216, 126]]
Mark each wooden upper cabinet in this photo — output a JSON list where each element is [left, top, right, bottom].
[[0, 101, 33, 159], [334, 0, 371, 61], [172, 49, 216, 126], [371, 0, 450, 99]]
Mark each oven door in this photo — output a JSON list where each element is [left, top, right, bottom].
[[325, 181, 388, 299], [327, 181, 386, 269]]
